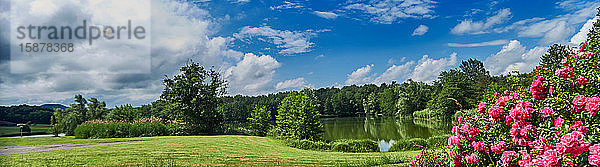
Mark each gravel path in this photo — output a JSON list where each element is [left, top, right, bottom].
[[0, 141, 138, 156]]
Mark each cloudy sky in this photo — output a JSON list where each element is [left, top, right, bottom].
[[0, 0, 598, 107]]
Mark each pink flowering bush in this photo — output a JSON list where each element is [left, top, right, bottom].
[[411, 12, 600, 166]]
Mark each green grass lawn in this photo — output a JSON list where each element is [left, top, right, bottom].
[[0, 135, 419, 166], [0, 124, 51, 137]]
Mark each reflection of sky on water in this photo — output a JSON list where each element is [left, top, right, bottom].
[[322, 117, 451, 141]]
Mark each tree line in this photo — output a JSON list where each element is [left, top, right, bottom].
[[1, 42, 572, 138]]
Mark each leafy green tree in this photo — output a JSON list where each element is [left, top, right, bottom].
[[0, 105, 53, 124], [363, 92, 380, 115], [378, 87, 398, 116], [459, 59, 490, 105], [87, 98, 108, 120], [396, 80, 431, 116], [160, 61, 227, 133], [48, 115, 61, 137], [72, 94, 88, 122], [586, 7, 600, 51], [107, 104, 141, 122], [274, 92, 323, 140], [247, 105, 273, 136], [331, 91, 353, 116], [428, 70, 472, 119], [541, 44, 571, 69], [53, 107, 80, 136]]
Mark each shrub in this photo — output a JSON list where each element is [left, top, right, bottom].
[[74, 121, 168, 138], [409, 138, 427, 148], [390, 138, 427, 151], [331, 142, 351, 152], [166, 123, 191, 136], [410, 148, 452, 167], [285, 139, 331, 151], [426, 135, 451, 148], [331, 139, 378, 152]]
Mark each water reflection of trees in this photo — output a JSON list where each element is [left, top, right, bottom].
[[322, 117, 451, 141], [412, 119, 451, 136]]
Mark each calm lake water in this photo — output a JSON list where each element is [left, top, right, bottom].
[[322, 117, 451, 141]]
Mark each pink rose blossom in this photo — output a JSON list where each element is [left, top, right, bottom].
[[590, 144, 600, 166], [471, 141, 487, 152], [489, 105, 504, 118], [478, 102, 486, 113], [519, 150, 532, 167], [585, 97, 600, 114], [491, 141, 506, 154], [539, 149, 558, 167], [448, 135, 460, 147], [530, 77, 548, 100], [572, 95, 588, 112], [555, 66, 574, 78], [557, 131, 589, 156], [540, 107, 554, 117], [576, 76, 588, 85], [554, 118, 564, 128], [465, 152, 479, 164], [571, 121, 583, 130], [501, 151, 518, 163]]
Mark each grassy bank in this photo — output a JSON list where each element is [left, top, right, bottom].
[[0, 124, 51, 137], [0, 135, 419, 166]]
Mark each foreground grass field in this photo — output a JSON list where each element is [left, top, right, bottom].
[[0, 124, 51, 137], [0, 135, 419, 166]]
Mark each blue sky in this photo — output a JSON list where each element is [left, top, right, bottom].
[[209, 0, 598, 90], [0, 0, 599, 106]]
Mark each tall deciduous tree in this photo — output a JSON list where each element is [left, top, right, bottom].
[[363, 92, 380, 115], [161, 61, 227, 133], [107, 104, 141, 122], [378, 87, 399, 116], [87, 98, 108, 120], [247, 105, 273, 136], [274, 92, 323, 140], [459, 59, 491, 106], [396, 79, 431, 116]]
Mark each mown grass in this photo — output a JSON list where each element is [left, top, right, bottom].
[[0, 135, 419, 166], [0, 124, 51, 137], [0, 136, 148, 147]]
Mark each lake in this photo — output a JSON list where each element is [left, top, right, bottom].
[[322, 117, 451, 141]]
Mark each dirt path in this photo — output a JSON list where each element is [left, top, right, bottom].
[[0, 141, 139, 156]]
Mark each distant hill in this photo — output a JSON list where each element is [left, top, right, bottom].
[[41, 104, 68, 110]]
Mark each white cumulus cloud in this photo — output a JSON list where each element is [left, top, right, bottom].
[[570, 16, 599, 45], [412, 25, 429, 36], [235, 26, 317, 55], [0, 0, 247, 106], [496, 0, 600, 44], [451, 8, 512, 35], [276, 78, 306, 90], [225, 53, 281, 95], [345, 64, 374, 85], [484, 40, 548, 75], [374, 62, 415, 84], [409, 52, 457, 83], [344, 0, 437, 24]]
